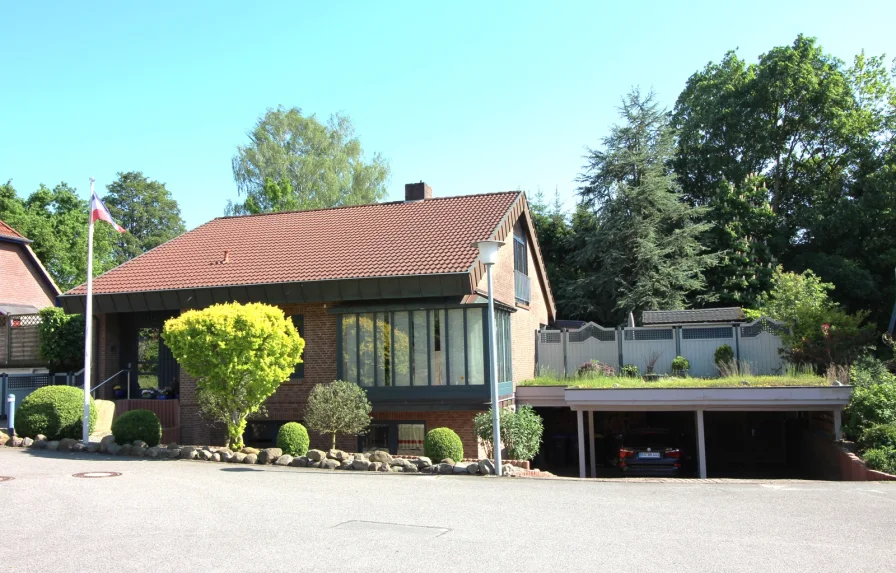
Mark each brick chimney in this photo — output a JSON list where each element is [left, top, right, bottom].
[[405, 181, 432, 201]]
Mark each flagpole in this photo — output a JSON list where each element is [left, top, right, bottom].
[[82, 177, 96, 445]]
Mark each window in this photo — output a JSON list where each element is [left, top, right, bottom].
[[291, 315, 305, 379], [358, 421, 425, 455], [513, 225, 528, 276], [339, 307, 495, 387], [496, 311, 512, 383], [137, 327, 160, 390]]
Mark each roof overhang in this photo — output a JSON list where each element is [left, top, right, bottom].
[[516, 385, 853, 412], [0, 304, 41, 316], [57, 273, 473, 314]]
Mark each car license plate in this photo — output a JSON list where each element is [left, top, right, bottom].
[[638, 452, 661, 459]]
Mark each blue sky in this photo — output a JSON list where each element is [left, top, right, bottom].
[[2, 1, 894, 229]]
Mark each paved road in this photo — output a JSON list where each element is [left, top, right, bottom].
[[1, 449, 894, 573]]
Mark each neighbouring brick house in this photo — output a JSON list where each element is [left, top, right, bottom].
[[0, 219, 61, 372], [59, 184, 555, 454]]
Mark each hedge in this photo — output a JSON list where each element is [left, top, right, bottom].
[[424, 427, 463, 463], [276, 422, 310, 456], [111, 409, 163, 447], [857, 423, 896, 453], [14, 385, 96, 440]]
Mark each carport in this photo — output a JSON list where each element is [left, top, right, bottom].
[[517, 386, 853, 479]]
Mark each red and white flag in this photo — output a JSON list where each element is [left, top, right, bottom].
[[90, 192, 126, 233]]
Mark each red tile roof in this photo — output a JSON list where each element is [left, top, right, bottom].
[[0, 219, 28, 242], [66, 192, 522, 295]]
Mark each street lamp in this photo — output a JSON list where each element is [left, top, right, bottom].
[[473, 239, 505, 477]]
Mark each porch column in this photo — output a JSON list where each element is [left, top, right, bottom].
[[696, 409, 707, 479], [833, 409, 842, 441], [588, 410, 597, 478], [577, 409, 586, 479]]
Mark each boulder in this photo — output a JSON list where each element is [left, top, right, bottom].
[[106, 443, 122, 455], [291, 456, 309, 467], [46, 440, 60, 451], [241, 447, 260, 455], [35, 434, 48, 442], [0, 432, 9, 446], [257, 448, 282, 465], [243, 453, 257, 464], [306, 449, 327, 462], [440, 458, 455, 465], [413, 456, 432, 469], [167, 448, 181, 459], [57, 438, 76, 452], [390, 458, 412, 469], [145, 446, 160, 458], [211, 452, 220, 462], [338, 460, 353, 470], [402, 465, 419, 473], [438, 463, 454, 475], [33, 439, 48, 449], [453, 464, 470, 474], [72, 442, 87, 453], [377, 462, 391, 472], [99, 435, 116, 453], [217, 447, 233, 457], [23, 437, 34, 447], [369, 450, 393, 464], [218, 450, 234, 463], [232, 452, 247, 463], [352, 459, 371, 471], [132, 440, 148, 449], [86, 443, 100, 453], [274, 454, 294, 466], [478, 459, 495, 475], [320, 459, 340, 470], [466, 462, 479, 475], [10, 436, 25, 447], [354, 452, 370, 462], [308, 461, 321, 468], [167, 443, 180, 450], [118, 444, 133, 456], [201, 450, 216, 461], [390, 465, 403, 472], [368, 461, 382, 471], [180, 446, 198, 460], [501, 464, 519, 476], [131, 446, 145, 458]]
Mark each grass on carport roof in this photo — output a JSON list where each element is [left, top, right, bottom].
[[520, 370, 827, 389]]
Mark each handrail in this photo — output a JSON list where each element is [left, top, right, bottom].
[[72, 369, 130, 397]]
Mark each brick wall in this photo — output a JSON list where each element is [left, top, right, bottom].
[[374, 410, 482, 458], [0, 242, 56, 310]]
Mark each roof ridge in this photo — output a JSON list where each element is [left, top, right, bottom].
[[215, 190, 522, 220]]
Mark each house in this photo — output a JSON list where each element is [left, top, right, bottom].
[[58, 183, 554, 455], [0, 219, 61, 372]]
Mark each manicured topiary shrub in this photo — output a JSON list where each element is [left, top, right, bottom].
[[276, 422, 310, 456], [111, 409, 162, 447], [424, 427, 463, 462], [577, 360, 615, 377], [14, 385, 96, 440], [857, 423, 896, 453], [714, 345, 735, 367]]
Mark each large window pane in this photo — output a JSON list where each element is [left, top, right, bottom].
[[397, 424, 425, 455], [496, 312, 506, 383], [375, 313, 390, 386], [503, 313, 513, 382], [342, 315, 357, 383], [430, 310, 447, 386], [393, 312, 410, 386], [412, 311, 428, 386], [467, 309, 485, 385], [448, 308, 466, 385], [358, 313, 374, 386]]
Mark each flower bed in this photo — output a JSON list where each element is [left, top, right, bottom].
[[4, 433, 552, 478]]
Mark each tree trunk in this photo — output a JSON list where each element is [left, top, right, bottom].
[[331, 432, 336, 450]]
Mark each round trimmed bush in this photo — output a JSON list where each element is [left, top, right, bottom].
[[15, 385, 96, 440], [424, 427, 463, 462], [857, 423, 896, 453], [276, 422, 310, 456], [714, 344, 735, 366], [111, 409, 162, 447]]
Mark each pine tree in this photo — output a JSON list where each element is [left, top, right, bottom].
[[562, 89, 716, 324]]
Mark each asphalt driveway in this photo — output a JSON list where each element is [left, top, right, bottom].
[[1, 448, 893, 573]]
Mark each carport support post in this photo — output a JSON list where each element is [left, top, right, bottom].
[[696, 409, 707, 479], [833, 409, 842, 441], [588, 410, 596, 478], [577, 409, 586, 478]]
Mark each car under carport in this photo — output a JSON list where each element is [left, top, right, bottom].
[[517, 385, 853, 479]]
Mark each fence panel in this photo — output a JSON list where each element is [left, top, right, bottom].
[[5, 314, 43, 366], [622, 328, 676, 375], [739, 318, 787, 375], [536, 330, 565, 376], [566, 323, 618, 375], [680, 326, 735, 377]]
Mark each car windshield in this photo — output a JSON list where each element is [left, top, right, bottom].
[[624, 432, 674, 448]]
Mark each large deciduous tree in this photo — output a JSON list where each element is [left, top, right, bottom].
[[561, 89, 716, 324], [103, 171, 186, 265], [228, 107, 390, 214], [162, 302, 304, 450]]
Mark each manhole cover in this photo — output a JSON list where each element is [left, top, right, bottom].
[[72, 471, 121, 479], [0, 476, 13, 482]]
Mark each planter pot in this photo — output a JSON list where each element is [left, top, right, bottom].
[[643, 373, 661, 382], [113, 390, 126, 399], [158, 395, 168, 400]]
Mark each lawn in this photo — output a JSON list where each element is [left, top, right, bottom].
[[519, 371, 827, 389]]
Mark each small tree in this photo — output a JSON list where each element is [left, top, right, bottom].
[[304, 380, 371, 449], [474, 405, 544, 461], [37, 307, 85, 372], [162, 302, 304, 450]]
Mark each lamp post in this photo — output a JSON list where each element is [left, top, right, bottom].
[[473, 239, 505, 477]]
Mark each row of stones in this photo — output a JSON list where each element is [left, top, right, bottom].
[[9, 434, 524, 476]]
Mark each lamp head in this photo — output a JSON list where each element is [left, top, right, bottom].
[[473, 239, 505, 266]]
